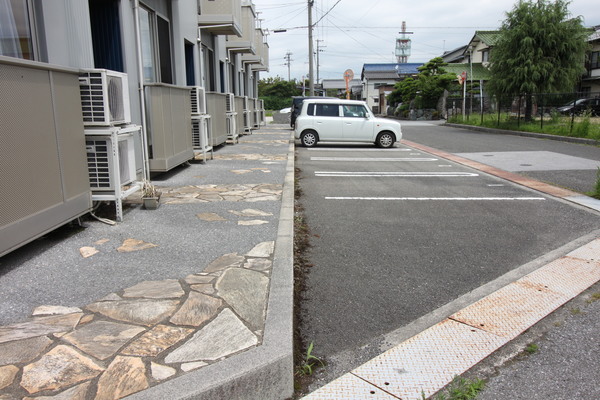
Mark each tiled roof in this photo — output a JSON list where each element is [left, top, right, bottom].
[[361, 63, 422, 80], [474, 31, 502, 46]]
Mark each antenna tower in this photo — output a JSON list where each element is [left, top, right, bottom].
[[395, 21, 413, 64]]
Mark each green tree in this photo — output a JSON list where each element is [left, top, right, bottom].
[[258, 77, 301, 110], [488, 0, 589, 121], [388, 57, 455, 109]]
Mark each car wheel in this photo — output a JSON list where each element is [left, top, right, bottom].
[[376, 132, 395, 148], [301, 131, 318, 147]]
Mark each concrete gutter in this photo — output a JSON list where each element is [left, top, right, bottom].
[[128, 134, 296, 400]]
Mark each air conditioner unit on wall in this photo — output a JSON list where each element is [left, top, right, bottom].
[[85, 128, 136, 191], [191, 115, 212, 149], [192, 115, 213, 161], [226, 114, 237, 137], [190, 86, 207, 115], [79, 69, 131, 126], [225, 93, 235, 112]]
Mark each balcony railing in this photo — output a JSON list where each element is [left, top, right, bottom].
[[206, 92, 229, 146], [198, 0, 242, 36], [144, 84, 195, 172], [226, 1, 256, 54], [0, 56, 92, 256]]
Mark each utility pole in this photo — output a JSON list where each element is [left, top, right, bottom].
[[316, 39, 325, 88], [308, 0, 314, 95], [284, 51, 293, 81]]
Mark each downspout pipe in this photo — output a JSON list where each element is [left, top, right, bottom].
[[132, 0, 150, 181]]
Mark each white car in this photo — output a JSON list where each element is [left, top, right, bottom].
[[294, 99, 402, 148]]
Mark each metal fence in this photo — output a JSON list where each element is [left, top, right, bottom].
[[446, 91, 600, 136]]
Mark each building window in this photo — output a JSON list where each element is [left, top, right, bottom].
[[590, 51, 599, 70], [138, 6, 173, 84], [89, 0, 124, 72], [482, 49, 490, 63], [0, 0, 35, 60]]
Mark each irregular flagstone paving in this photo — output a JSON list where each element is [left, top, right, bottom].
[[160, 183, 283, 204], [0, 242, 275, 399], [212, 154, 287, 161]]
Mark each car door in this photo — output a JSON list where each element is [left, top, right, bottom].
[[314, 103, 343, 140], [341, 104, 373, 141]]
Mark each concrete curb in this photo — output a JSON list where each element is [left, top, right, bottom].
[[444, 122, 600, 146], [128, 132, 296, 400]]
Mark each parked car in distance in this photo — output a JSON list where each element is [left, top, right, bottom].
[[290, 96, 335, 128], [294, 98, 402, 148], [557, 98, 600, 116]]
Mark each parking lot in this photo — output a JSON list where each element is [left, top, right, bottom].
[[295, 122, 600, 386]]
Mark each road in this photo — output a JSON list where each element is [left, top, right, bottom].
[[295, 121, 600, 389]]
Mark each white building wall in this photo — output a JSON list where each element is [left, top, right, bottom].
[[172, 0, 201, 86]]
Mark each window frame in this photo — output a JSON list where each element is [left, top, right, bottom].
[[0, 0, 39, 60], [138, 4, 173, 84]]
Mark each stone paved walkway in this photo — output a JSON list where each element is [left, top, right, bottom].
[[0, 241, 274, 399]]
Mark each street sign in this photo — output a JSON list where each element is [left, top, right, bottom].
[[343, 69, 354, 99]]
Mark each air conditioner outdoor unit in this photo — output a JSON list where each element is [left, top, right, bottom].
[[225, 93, 235, 112], [190, 86, 207, 115], [243, 111, 250, 130], [191, 116, 212, 149], [85, 128, 136, 191], [226, 114, 238, 139], [192, 115, 213, 161], [79, 69, 131, 126]]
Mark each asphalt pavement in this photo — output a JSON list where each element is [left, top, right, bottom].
[[298, 121, 600, 399]]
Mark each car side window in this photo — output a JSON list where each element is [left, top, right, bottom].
[[343, 105, 368, 118], [315, 104, 340, 117], [307, 103, 315, 115]]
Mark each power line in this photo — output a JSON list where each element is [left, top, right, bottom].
[[313, 0, 342, 26]]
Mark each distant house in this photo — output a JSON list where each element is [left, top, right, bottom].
[[321, 79, 362, 99], [361, 63, 421, 113], [582, 26, 600, 94], [441, 45, 468, 64], [443, 31, 499, 89]]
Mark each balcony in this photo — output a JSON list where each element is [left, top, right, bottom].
[[226, 1, 256, 54], [0, 56, 92, 256], [198, 0, 242, 37], [241, 28, 265, 65], [253, 40, 269, 72], [144, 84, 195, 172]]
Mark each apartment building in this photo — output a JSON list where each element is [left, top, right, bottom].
[[0, 0, 269, 256]]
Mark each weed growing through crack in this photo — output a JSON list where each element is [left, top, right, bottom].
[[570, 307, 582, 315], [525, 343, 539, 354], [587, 292, 600, 304], [589, 167, 600, 199], [297, 342, 325, 376], [425, 376, 485, 400]]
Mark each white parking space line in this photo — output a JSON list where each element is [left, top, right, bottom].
[[310, 157, 438, 162], [315, 171, 479, 177], [307, 148, 413, 152], [325, 197, 546, 201]]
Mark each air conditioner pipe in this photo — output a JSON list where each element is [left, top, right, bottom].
[[132, 0, 150, 182]]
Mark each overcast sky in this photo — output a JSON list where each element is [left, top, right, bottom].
[[253, 0, 599, 82]]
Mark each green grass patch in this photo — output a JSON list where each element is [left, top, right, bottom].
[[448, 114, 600, 140], [426, 376, 486, 400]]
